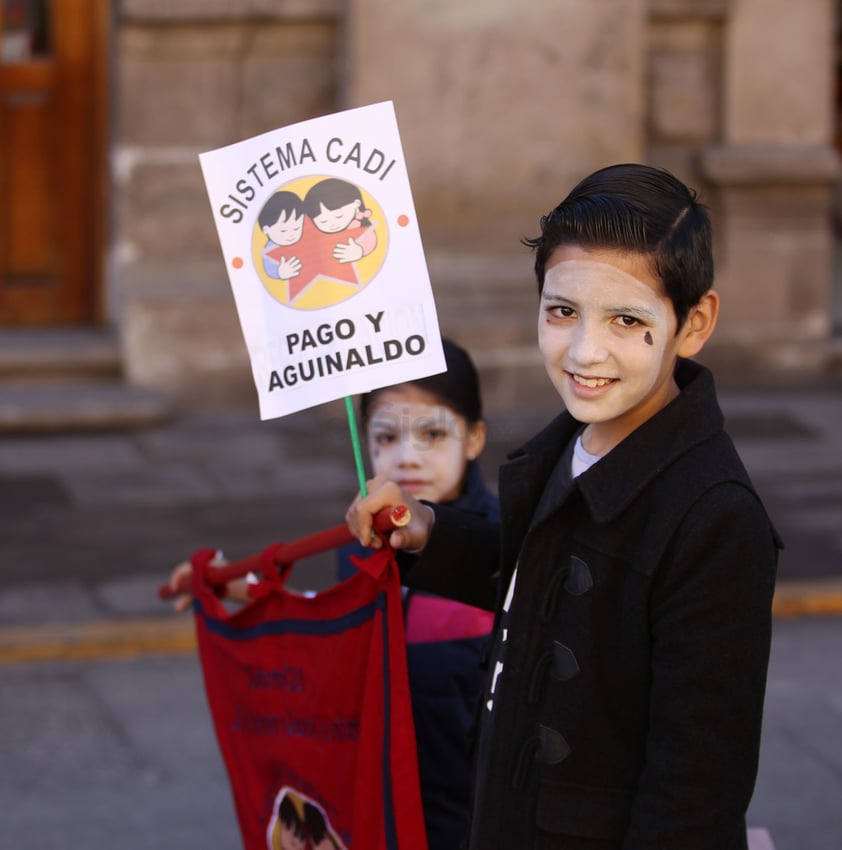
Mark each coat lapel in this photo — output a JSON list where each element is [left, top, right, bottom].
[[576, 359, 725, 523], [497, 359, 726, 569], [498, 412, 580, 577]]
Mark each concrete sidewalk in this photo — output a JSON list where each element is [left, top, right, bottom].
[[5, 619, 837, 850], [0, 379, 840, 850]]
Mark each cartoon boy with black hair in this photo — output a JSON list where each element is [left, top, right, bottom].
[[258, 190, 305, 281]]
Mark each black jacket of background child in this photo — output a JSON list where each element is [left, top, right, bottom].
[[339, 462, 499, 850]]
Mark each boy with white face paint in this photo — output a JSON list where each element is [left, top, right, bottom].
[[347, 164, 781, 850], [537, 247, 716, 458]]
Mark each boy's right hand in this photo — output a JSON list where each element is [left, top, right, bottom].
[[345, 476, 434, 553]]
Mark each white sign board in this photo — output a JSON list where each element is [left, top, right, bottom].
[[199, 101, 445, 419]]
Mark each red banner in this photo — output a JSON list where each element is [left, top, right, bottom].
[[192, 543, 427, 850]]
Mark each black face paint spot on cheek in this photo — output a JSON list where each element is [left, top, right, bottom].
[[644, 331, 654, 346]]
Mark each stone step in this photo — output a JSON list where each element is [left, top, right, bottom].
[[0, 327, 121, 379], [0, 329, 172, 433], [0, 379, 173, 434]]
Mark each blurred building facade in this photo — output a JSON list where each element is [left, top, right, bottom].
[[1, 0, 840, 424]]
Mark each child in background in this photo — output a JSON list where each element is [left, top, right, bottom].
[[166, 339, 497, 850], [347, 164, 781, 850], [338, 338, 498, 850]]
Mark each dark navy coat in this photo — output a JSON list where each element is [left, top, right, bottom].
[[402, 360, 781, 850], [338, 463, 499, 850]]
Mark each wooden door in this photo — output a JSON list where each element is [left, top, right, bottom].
[[0, 0, 107, 326]]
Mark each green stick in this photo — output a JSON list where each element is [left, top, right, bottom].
[[345, 395, 368, 497]]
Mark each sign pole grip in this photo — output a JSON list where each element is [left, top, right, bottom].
[[157, 505, 410, 600]]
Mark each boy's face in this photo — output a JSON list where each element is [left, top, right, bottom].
[[312, 199, 360, 233], [538, 245, 691, 454], [263, 210, 304, 246]]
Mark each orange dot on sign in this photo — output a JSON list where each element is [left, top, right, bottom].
[[397, 214, 410, 227], [232, 257, 244, 269]]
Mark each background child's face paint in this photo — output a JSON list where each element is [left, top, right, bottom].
[[366, 384, 480, 504], [537, 247, 686, 453]]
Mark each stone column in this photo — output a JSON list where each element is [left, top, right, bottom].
[[345, 0, 648, 251], [115, 0, 340, 407], [699, 0, 840, 370], [344, 0, 650, 408]]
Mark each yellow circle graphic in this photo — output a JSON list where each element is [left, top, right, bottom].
[[252, 176, 388, 310]]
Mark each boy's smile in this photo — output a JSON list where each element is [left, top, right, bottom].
[[538, 245, 697, 457]]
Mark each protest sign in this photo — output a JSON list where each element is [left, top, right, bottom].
[[199, 101, 445, 419]]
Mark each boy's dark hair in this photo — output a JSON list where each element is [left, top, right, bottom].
[[360, 338, 483, 427], [258, 190, 304, 230], [522, 163, 713, 329]]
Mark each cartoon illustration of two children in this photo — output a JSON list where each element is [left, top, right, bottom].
[[258, 178, 378, 304]]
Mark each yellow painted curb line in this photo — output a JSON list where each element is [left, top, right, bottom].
[[1, 579, 841, 665], [772, 580, 842, 618], [0, 616, 196, 664]]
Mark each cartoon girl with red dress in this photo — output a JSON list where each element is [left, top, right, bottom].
[[303, 177, 378, 268]]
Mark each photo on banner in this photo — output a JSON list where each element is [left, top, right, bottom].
[[199, 101, 446, 419]]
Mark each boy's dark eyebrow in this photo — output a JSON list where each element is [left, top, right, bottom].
[[541, 291, 658, 321]]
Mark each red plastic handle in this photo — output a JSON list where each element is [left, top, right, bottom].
[[157, 504, 409, 600]]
